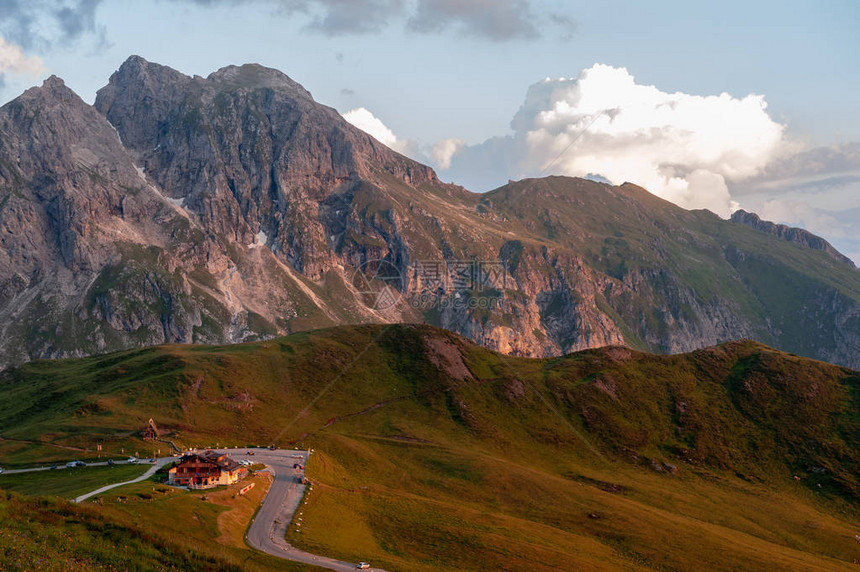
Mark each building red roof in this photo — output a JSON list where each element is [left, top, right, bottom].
[[177, 451, 242, 472]]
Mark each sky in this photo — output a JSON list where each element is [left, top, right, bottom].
[[1, 0, 859, 260]]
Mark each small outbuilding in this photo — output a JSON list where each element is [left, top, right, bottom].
[[143, 418, 159, 441]]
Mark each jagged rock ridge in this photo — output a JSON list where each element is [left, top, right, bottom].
[[730, 209, 854, 266]]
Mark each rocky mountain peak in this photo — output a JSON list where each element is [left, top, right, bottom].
[[38, 74, 67, 92], [206, 63, 314, 100], [110, 55, 188, 87], [93, 55, 443, 275], [94, 55, 439, 186], [2, 71, 131, 177], [15, 75, 84, 110]]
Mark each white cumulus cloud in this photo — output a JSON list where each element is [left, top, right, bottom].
[[343, 107, 399, 148], [443, 64, 787, 217], [0, 36, 47, 78], [342, 106, 431, 164]]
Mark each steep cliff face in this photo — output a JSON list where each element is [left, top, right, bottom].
[[0, 70, 358, 365], [2, 57, 860, 369], [0, 76, 224, 364]]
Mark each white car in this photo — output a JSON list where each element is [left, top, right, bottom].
[[127, 457, 138, 464], [356, 563, 371, 569]]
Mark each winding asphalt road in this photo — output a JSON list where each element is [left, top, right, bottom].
[[2, 459, 148, 474], [230, 447, 385, 572], [74, 458, 173, 503]]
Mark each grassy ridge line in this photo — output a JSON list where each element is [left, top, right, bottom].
[[483, 177, 860, 359], [0, 324, 857, 498]]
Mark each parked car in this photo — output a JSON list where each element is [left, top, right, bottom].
[[49, 465, 57, 470], [149, 458, 156, 464], [127, 457, 138, 464], [246, 451, 255, 455], [107, 459, 115, 466], [75, 461, 86, 467], [356, 563, 371, 569], [65, 461, 78, 468]]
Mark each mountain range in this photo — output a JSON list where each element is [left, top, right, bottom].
[[2, 55, 860, 369]]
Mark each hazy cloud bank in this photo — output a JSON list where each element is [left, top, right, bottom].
[[0, 37, 46, 77], [409, 0, 540, 41], [0, 0, 104, 50], [175, 0, 571, 41]]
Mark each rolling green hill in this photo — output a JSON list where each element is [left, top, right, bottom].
[[1, 324, 859, 570]]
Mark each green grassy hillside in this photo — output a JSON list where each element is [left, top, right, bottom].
[[0, 464, 147, 498], [1, 324, 859, 570], [0, 490, 317, 571]]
